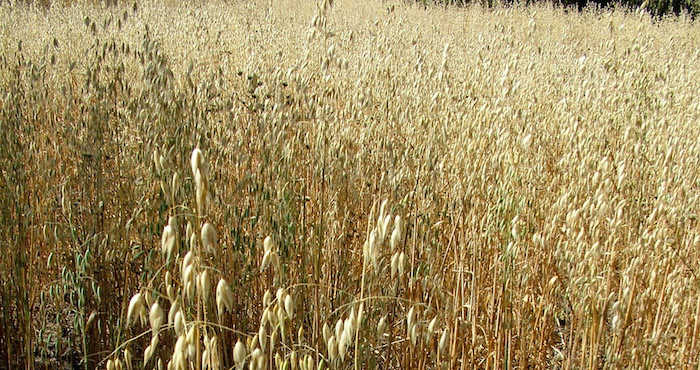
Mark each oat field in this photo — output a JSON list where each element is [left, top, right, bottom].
[[1, 0, 699, 368]]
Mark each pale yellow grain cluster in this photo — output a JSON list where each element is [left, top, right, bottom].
[[0, 0, 699, 368]]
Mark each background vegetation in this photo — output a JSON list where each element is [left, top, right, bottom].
[[422, 0, 699, 17], [1, 0, 699, 368]]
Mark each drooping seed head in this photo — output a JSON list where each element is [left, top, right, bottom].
[[297, 326, 304, 344], [126, 293, 145, 328], [168, 301, 179, 330], [123, 347, 132, 370], [338, 334, 347, 361], [270, 330, 278, 352], [174, 310, 186, 336], [161, 224, 176, 262], [427, 316, 438, 339], [190, 148, 203, 176], [290, 351, 297, 370], [183, 265, 195, 293], [267, 304, 279, 328], [410, 323, 419, 347], [186, 222, 193, 242], [377, 315, 387, 340], [263, 290, 272, 307], [233, 340, 246, 370], [271, 251, 280, 272], [174, 334, 187, 358], [171, 172, 180, 197], [390, 216, 403, 250], [263, 236, 274, 252], [153, 150, 161, 174], [209, 336, 221, 370], [347, 307, 357, 333], [323, 322, 331, 344], [201, 349, 209, 370], [439, 327, 450, 353], [181, 251, 193, 274], [251, 348, 263, 369], [149, 301, 163, 335], [201, 223, 217, 255], [407, 306, 416, 332], [260, 250, 271, 273], [380, 214, 392, 241], [335, 318, 344, 341], [276, 303, 287, 325], [216, 278, 233, 316], [259, 324, 267, 352], [327, 335, 338, 361], [250, 334, 259, 353], [186, 326, 196, 358], [391, 252, 400, 279], [276, 288, 286, 304], [398, 252, 406, 277], [274, 353, 283, 369], [369, 229, 380, 270], [379, 199, 389, 222], [143, 342, 154, 365], [284, 294, 295, 320], [198, 270, 211, 306]]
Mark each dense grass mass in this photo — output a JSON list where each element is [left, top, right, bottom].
[[1, 0, 699, 368]]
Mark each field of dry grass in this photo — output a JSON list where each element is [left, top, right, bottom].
[[1, 0, 699, 368]]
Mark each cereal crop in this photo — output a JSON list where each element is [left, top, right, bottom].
[[0, 0, 699, 368]]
